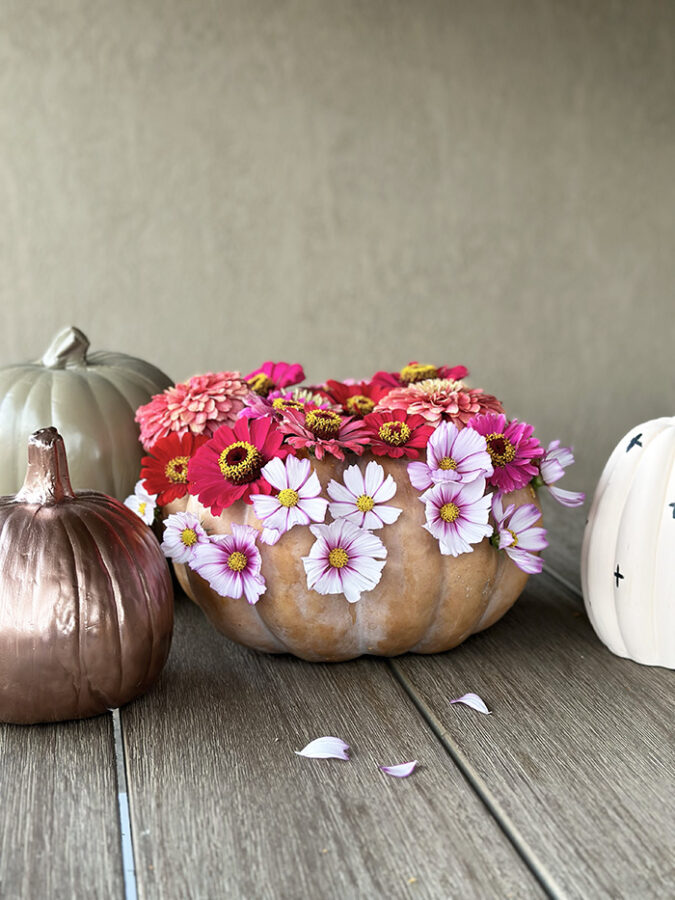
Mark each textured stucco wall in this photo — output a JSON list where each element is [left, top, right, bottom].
[[0, 0, 673, 498]]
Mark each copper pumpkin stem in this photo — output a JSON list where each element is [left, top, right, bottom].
[[16, 428, 76, 504]]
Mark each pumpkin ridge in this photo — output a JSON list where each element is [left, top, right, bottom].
[[55, 513, 88, 711]]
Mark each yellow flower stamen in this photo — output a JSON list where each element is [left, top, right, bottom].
[[181, 528, 198, 547], [356, 494, 375, 513], [272, 398, 304, 412], [218, 441, 263, 484], [165, 455, 189, 484], [378, 421, 412, 446], [138, 501, 147, 517], [438, 457, 457, 470], [440, 502, 460, 523], [400, 363, 439, 384], [328, 547, 349, 568], [305, 409, 342, 439], [345, 395, 375, 417], [248, 373, 276, 396], [227, 551, 248, 572], [508, 529, 519, 547], [278, 488, 299, 508], [486, 433, 516, 467]]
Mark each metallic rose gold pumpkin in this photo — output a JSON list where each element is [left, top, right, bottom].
[[179, 454, 541, 662], [0, 428, 174, 724]]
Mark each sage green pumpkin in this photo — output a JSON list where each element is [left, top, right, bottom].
[[0, 326, 172, 500]]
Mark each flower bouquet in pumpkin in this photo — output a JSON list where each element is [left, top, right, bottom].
[[126, 361, 584, 662]]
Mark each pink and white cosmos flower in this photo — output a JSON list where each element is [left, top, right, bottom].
[[250, 456, 328, 545], [327, 461, 402, 531], [124, 481, 157, 525], [421, 478, 493, 556], [190, 523, 266, 605], [538, 440, 585, 508], [161, 511, 210, 564], [407, 421, 493, 491], [491, 494, 548, 574], [302, 519, 387, 603]]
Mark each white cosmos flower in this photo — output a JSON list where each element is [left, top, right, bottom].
[[161, 511, 209, 564], [327, 461, 402, 531], [124, 481, 157, 525], [250, 455, 327, 545], [302, 519, 387, 604]]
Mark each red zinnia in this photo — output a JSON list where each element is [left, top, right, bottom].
[[321, 380, 389, 418], [188, 416, 290, 515], [468, 413, 544, 493], [140, 432, 209, 505], [371, 361, 469, 390], [362, 409, 434, 459]]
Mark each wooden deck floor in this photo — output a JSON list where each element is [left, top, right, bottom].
[[1, 502, 673, 899]]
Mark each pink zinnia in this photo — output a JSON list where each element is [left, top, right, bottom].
[[190, 524, 266, 605], [421, 478, 493, 556], [135, 371, 250, 449], [492, 494, 548, 574], [469, 413, 544, 494], [407, 421, 493, 491], [536, 440, 585, 508], [188, 416, 290, 515], [302, 519, 387, 604], [245, 361, 305, 397], [371, 362, 469, 390], [376, 379, 504, 428], [250, 456, 328, 545], [278, 408, 370, 461]]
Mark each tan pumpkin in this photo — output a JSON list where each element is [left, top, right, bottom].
[[0, 326, 172, 499], [0, 428, 174, 724], [178, 454, 540, 661]]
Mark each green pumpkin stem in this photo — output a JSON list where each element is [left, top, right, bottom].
[[16, 428, 76, 504], [41, 326, 90, 369]]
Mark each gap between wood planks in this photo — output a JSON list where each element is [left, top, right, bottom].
[[108, 558, 578, 900]]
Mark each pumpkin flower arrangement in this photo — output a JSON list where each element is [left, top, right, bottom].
[[127, 361, 584, 661]]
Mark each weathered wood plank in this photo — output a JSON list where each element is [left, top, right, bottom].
[[122, 597, 546, 900], [0, 715, 123, 898], [393, 573, 675, 900]]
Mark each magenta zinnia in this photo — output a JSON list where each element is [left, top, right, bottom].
[[190, 524, 266, 605], [135, 371, 250, 449], [245, 361, 305, 397], [188, 416, 290, 515], [420, 478, 493, 556], [278, 408, 370, 460], [302, 519, 387, 603], [362, 409, 434, 460], [376, 379, 504, 428], [371, 361, 469, 390], [469, 413, 544, 493]]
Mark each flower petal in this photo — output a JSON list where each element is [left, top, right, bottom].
[[450, 693, 491, 714], [343, 464, 365, 498], [379, 760, 418, 778], [294, 737, 350, 760]]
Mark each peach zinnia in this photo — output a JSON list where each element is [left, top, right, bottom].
[[376, 379, 504, 428]]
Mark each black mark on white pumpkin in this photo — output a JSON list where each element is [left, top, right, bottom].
[[669, 502, 675, 519], [626, 434, 643, 452], [614, 565, 624, 588]]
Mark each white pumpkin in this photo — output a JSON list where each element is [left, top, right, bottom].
[[0, 326, 172, 500], [581, 417, 675, 668]]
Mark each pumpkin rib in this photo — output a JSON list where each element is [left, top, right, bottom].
[[54, 512, 91, 711]]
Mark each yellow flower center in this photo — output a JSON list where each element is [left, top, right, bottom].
[[218, 441, 263, 484], [440, 502, 460, 523], [305, 409, 342, 439], [328, 547, 349, 568], [508, 529, 519, 547], [181, 527, 198, 547], [438, 457, 457, 470], [165, 455, 189, 483], [138, 501, 147, 516], [356, 494, 375, 512], [486, 433, 516, 467], [278, 488, 300, 508], [378, 421, 412, 446], [400, 363, 439, 384], [272, 398, 304, 412], [227, 551, 248, 572], [345, 395, 375, 417], [248, 373, 276, 396]]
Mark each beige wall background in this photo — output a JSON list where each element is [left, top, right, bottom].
[[0, 0, 673, 499]]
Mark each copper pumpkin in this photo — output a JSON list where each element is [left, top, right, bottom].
[[0, 428, 174, 724], [179, 454, 540, 662]]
